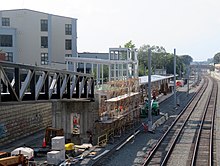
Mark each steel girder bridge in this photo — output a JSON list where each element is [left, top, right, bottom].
[[0, 61, 94, 103]]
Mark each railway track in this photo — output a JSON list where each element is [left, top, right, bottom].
[[90, 78, 199, 165], [143, 77, 218, 166], [142, 77, 208, 165], [90, 92, 186, 166], [90, 81, 199, 165], [191, 78, 217, 165]]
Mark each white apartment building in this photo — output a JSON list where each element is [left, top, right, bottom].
[[0, 9, 77, 69]]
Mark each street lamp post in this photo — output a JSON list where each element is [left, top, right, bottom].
[[148, 49, 153, 132], [174, 49, 177, 109], [143, 50, 147, 76], [187, 66, 190, 95]]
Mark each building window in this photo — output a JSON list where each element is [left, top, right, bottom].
[[65, 54, 72, 57], [65, 24, 72, 35], [41, 53, 48, 65], [65, 39, 72, 50], [5, 52, 13, 62], [41, 36, 48, 48], [0, 35, 13, 47], [41, 19, 48, 31], [2, 18, 10, 26]]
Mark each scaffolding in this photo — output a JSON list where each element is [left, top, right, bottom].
[[94, 78, 141, 140]]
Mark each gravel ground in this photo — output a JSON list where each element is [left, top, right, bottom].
[[167, 77, 211, 166]]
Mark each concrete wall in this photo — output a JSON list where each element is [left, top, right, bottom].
[[0, 102, 52, 146], [52, 99, 99, 144], [0, 96, 99, 146]]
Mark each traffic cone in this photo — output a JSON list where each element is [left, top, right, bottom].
[[142, 122, 148, 133], [42, 138, 46, 148]]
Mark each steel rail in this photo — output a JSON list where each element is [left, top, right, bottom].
[[191, 78, 218, 166], [91, 80, 196, 166], [91, 85, 184, 166], [210, 79, 217, 166], [143, 77, 208, 166], [161, 78, 210, 166]]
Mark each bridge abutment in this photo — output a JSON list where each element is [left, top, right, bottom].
[[52, 97, 99, 144]]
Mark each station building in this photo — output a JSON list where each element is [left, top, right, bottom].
[[0, 9, 77, 69]]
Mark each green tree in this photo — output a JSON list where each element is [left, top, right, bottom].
[[214, 52, 220, 64], [124, 40, 135, 49], [103, 65, 109, 82], [165, 54, 183, 75], [138, 44, 167, 76], [93, 65, 110, 83], [179, 55, 193, 66], [138, 44, 151, 76], [119, 40, 136, 61], [124, 43, 192, 77], [178, 55, 193, 78], [164, 53, 174, 74]]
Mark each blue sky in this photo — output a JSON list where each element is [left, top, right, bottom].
[[1, 0, 220, 61]]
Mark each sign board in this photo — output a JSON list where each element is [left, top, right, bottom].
[[71, 113, 80, 134]]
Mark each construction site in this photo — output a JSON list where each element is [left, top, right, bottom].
[[0, 48, 174, 165]]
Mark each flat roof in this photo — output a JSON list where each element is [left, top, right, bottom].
[[0, 9, 77, 20], [139, 75, 174, 85], [106, 92, 139, 102], [65, 57, 137, 64]]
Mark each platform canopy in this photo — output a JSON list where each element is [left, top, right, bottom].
[[139, 75, 174, 85]]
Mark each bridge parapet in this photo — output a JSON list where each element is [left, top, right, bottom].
[[190, 64, 213, 69], [0, 61, 94, 103]]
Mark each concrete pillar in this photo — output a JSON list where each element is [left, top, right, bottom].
[[52, 99, 99, 144]]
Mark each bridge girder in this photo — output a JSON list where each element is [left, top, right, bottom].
[[0, 62, 94, 103]]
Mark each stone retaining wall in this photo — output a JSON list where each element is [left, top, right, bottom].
[[0, 103, 52, 146]]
